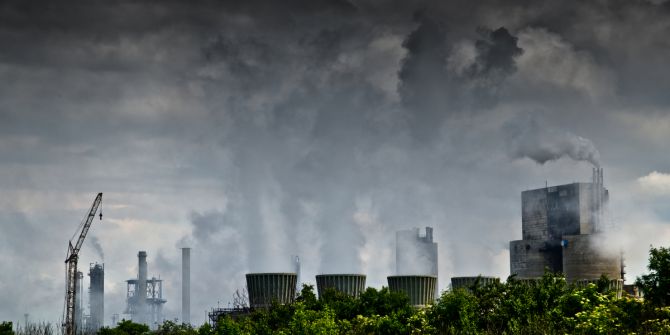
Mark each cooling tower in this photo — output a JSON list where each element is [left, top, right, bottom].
[[562, 234, 622, 282], [246, 273, 297, 309], [316, 274, 366, 298], [451, 276, 500, 291], [387, 275, 437, 307]]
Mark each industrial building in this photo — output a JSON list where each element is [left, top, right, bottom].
[[125, 251, 167, 328], [387, 275, 437, 307], [246, 273, 297, 309], [509, 168, 623, 281], [88, 263, 104, 331], [316, 274, 366, 298]]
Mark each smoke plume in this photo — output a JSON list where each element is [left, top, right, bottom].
[[88, 235, 104, 261], [504, 114, 601, 167]]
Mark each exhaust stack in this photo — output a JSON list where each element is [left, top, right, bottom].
[[181, 248, 191, 324], [137, 251, 147, 324]]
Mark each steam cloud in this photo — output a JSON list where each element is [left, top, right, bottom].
[[3, 0, 670, 325], [504, 115, 601, 167], [88, 235, 104, 261]]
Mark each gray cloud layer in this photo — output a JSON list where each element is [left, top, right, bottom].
[[1, 0, 670, 327]]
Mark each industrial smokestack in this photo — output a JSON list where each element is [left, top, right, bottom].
[[137, 251, 147, 324], [293, 256, 301, 295], [88, 263, 104, 331], [181, 248, 190, 325], [592, 167, 606, 232]]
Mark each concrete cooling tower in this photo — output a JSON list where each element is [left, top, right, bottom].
[[315, 274, 366, 298], [387, 275, 437, 307], [246, 273, 297, 309]]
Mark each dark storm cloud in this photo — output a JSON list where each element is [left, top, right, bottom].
[[398, 13, 523, 141], [398, 13, 452, 141], [1, 0, 670, 326], [468, 27, 523, 108]]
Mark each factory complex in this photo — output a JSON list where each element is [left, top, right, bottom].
[[67, 168, 629, 330]]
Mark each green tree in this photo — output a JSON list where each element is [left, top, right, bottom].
[[97, 319, 149, 335], [637, 246, 670, 306], [0, 322, 12, 335], [296, 284, 320, 311], [428, 289, 478, 334], [154, 320, 197, 335]]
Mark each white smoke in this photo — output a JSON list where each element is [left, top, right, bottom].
[[88, 235, 104, 261], [504, 114, 601, 167]]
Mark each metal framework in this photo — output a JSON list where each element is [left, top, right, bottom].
[[126, 277, 167, 327], [63, 193, 103, 335]]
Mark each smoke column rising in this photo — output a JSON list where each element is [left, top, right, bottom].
[[504, 114, 601, 167]]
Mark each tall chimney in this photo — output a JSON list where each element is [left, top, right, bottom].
[[89, 263, 105, 331], [181, 248, 190, 324], [592, 168, 605, 232], [137, 251, 147, 324]]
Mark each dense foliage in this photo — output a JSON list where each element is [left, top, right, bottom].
[[0, 322, 12, 335], [636, 246, 670, 307], [95, 275, 670, 335], [4, 247, 670, 335], [98, 320, 150, 335]]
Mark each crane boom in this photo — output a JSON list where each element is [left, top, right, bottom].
[[64, 193, 102, 335]]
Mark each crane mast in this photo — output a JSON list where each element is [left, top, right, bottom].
[[64, 193, 102, 335]]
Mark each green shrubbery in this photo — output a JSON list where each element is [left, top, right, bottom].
[[0, 322, 12, 335], [97, 273, 670, 335], [7, 247, 668, 335]]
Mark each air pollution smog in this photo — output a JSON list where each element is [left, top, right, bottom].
[[1, 1, 670, 333]]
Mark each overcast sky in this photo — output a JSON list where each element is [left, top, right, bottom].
[[2, 0, 670, 327]]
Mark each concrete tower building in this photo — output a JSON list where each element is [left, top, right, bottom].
[[510, 168, 623, 281], [88, 263, 104, 331]]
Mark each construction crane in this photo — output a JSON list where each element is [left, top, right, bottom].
[[63, 193, 102, 335]]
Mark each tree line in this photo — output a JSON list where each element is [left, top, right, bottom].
[[4, 246, 670, 335]]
